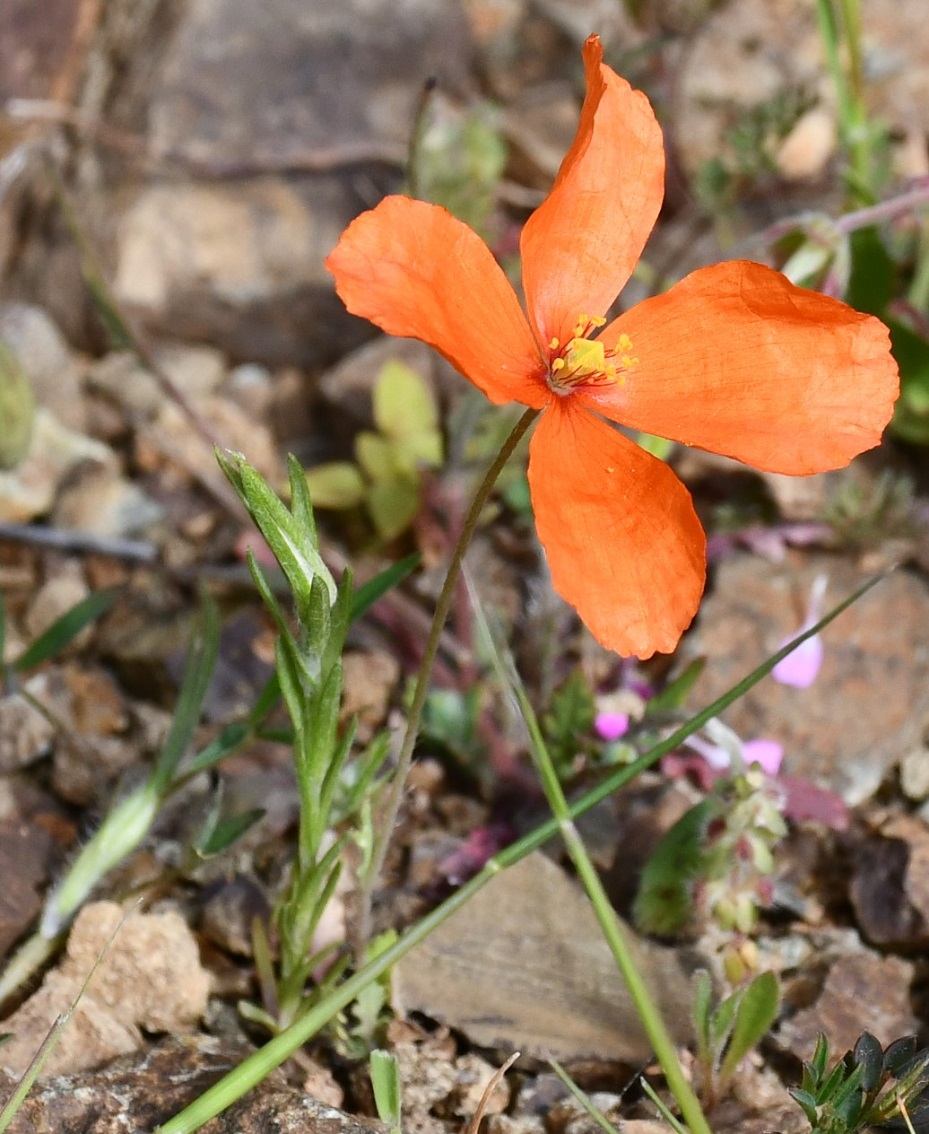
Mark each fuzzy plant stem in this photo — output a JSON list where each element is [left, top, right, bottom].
[[355, 406, 539, 951]]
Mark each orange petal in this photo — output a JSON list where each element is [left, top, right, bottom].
[[519, 36, 665, 352], [586, 261, 900, 474], [528, 401, 705, 659], [326, 197, 547, 409]]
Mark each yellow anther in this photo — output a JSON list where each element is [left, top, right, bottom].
[[547, 315, 637, 393]]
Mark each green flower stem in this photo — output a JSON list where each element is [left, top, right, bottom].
[[816, 0, 874, 205], [510, 671, 712, 1134], [156, 540, 884, 1134], [355, 406, 538, 951]]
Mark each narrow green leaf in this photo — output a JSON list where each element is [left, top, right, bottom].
[[691, 970, 713, 1061], [719, 970, 780, 1082], [370, 1050, 402, 1134], [287, 453, 318, 545], [187, 722, 250, 776], [151, 593, 219, 791], [197, 808, 265, 857], [15, 588, 117, 672], [367, 479, 420, 541], [708, 991, 740, 1056], [351, 554, 419, 622]]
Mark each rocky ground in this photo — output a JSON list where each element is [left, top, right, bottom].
[[2, 1, 929, 1132]]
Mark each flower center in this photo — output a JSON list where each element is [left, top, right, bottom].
[[547, 315, 637, 394]]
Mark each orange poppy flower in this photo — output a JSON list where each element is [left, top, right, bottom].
[[325, 36, 899, 659]]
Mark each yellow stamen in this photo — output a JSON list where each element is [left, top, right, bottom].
[[547, 314, 637, 392]]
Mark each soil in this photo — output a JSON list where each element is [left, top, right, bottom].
[[1, 1, 929, 1132]]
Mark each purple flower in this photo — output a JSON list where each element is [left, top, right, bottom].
[[595, 711, 630, 742], [772, 574, 827, 689]]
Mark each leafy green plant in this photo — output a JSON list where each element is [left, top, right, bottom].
[[410, 99, 507, 238], [823, 468, 916, 547], [306, 360, 444, 542], [791, 1032, 929, 1134], [155, 572, 884, 1134], [541, 668, 596, 776], [692, 969, 780, 1110], [219, 452, 394, 1029], [0, 589, 267, 1007], [694, 85, 817, 212], [370, 1049, 402, 1134], [634, 755, 786, 983]]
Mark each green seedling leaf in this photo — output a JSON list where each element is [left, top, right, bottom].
[[845, 225, 896, 316], [541, 669, 595, 772], [0, 340, 36, 471], [351, 553, 420, 622], [367, 479, 420, 542], [708, 990, 740, 1057], [373, 361, 438, 439], [371, 361, 443, 469], [633, 797, 714, 936], [356, 432, 399, 482], [788, 1087, 819, 1123], [370, 1050, 402, 1134], [811, 1032, 831, 1082], [304, 462, 367, 509], [719, 970, 780, 1082], [14, 588, 117, 671], [197, 808, 265, 857], [692, 970, 714, 1059]]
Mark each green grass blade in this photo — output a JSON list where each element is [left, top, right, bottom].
[[351, 553, 421, 622], [151, 593, 220, 791], [15, 588, 117, 671]]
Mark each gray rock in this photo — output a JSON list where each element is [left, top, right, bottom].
[[0, 303, 84, 431], [111, 0, 474, 366]]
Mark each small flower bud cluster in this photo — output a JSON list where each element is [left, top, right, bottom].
[[693, 764, 787, 984]]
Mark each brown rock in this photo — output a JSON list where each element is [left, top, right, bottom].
[[0, 1034, 387, 1134], [392, 852, 695, 1063], [0, 814, 60, 961], [685, 555, 929, 805], [777, 943, 916, 1059], [0, 902, 210, 1079]]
